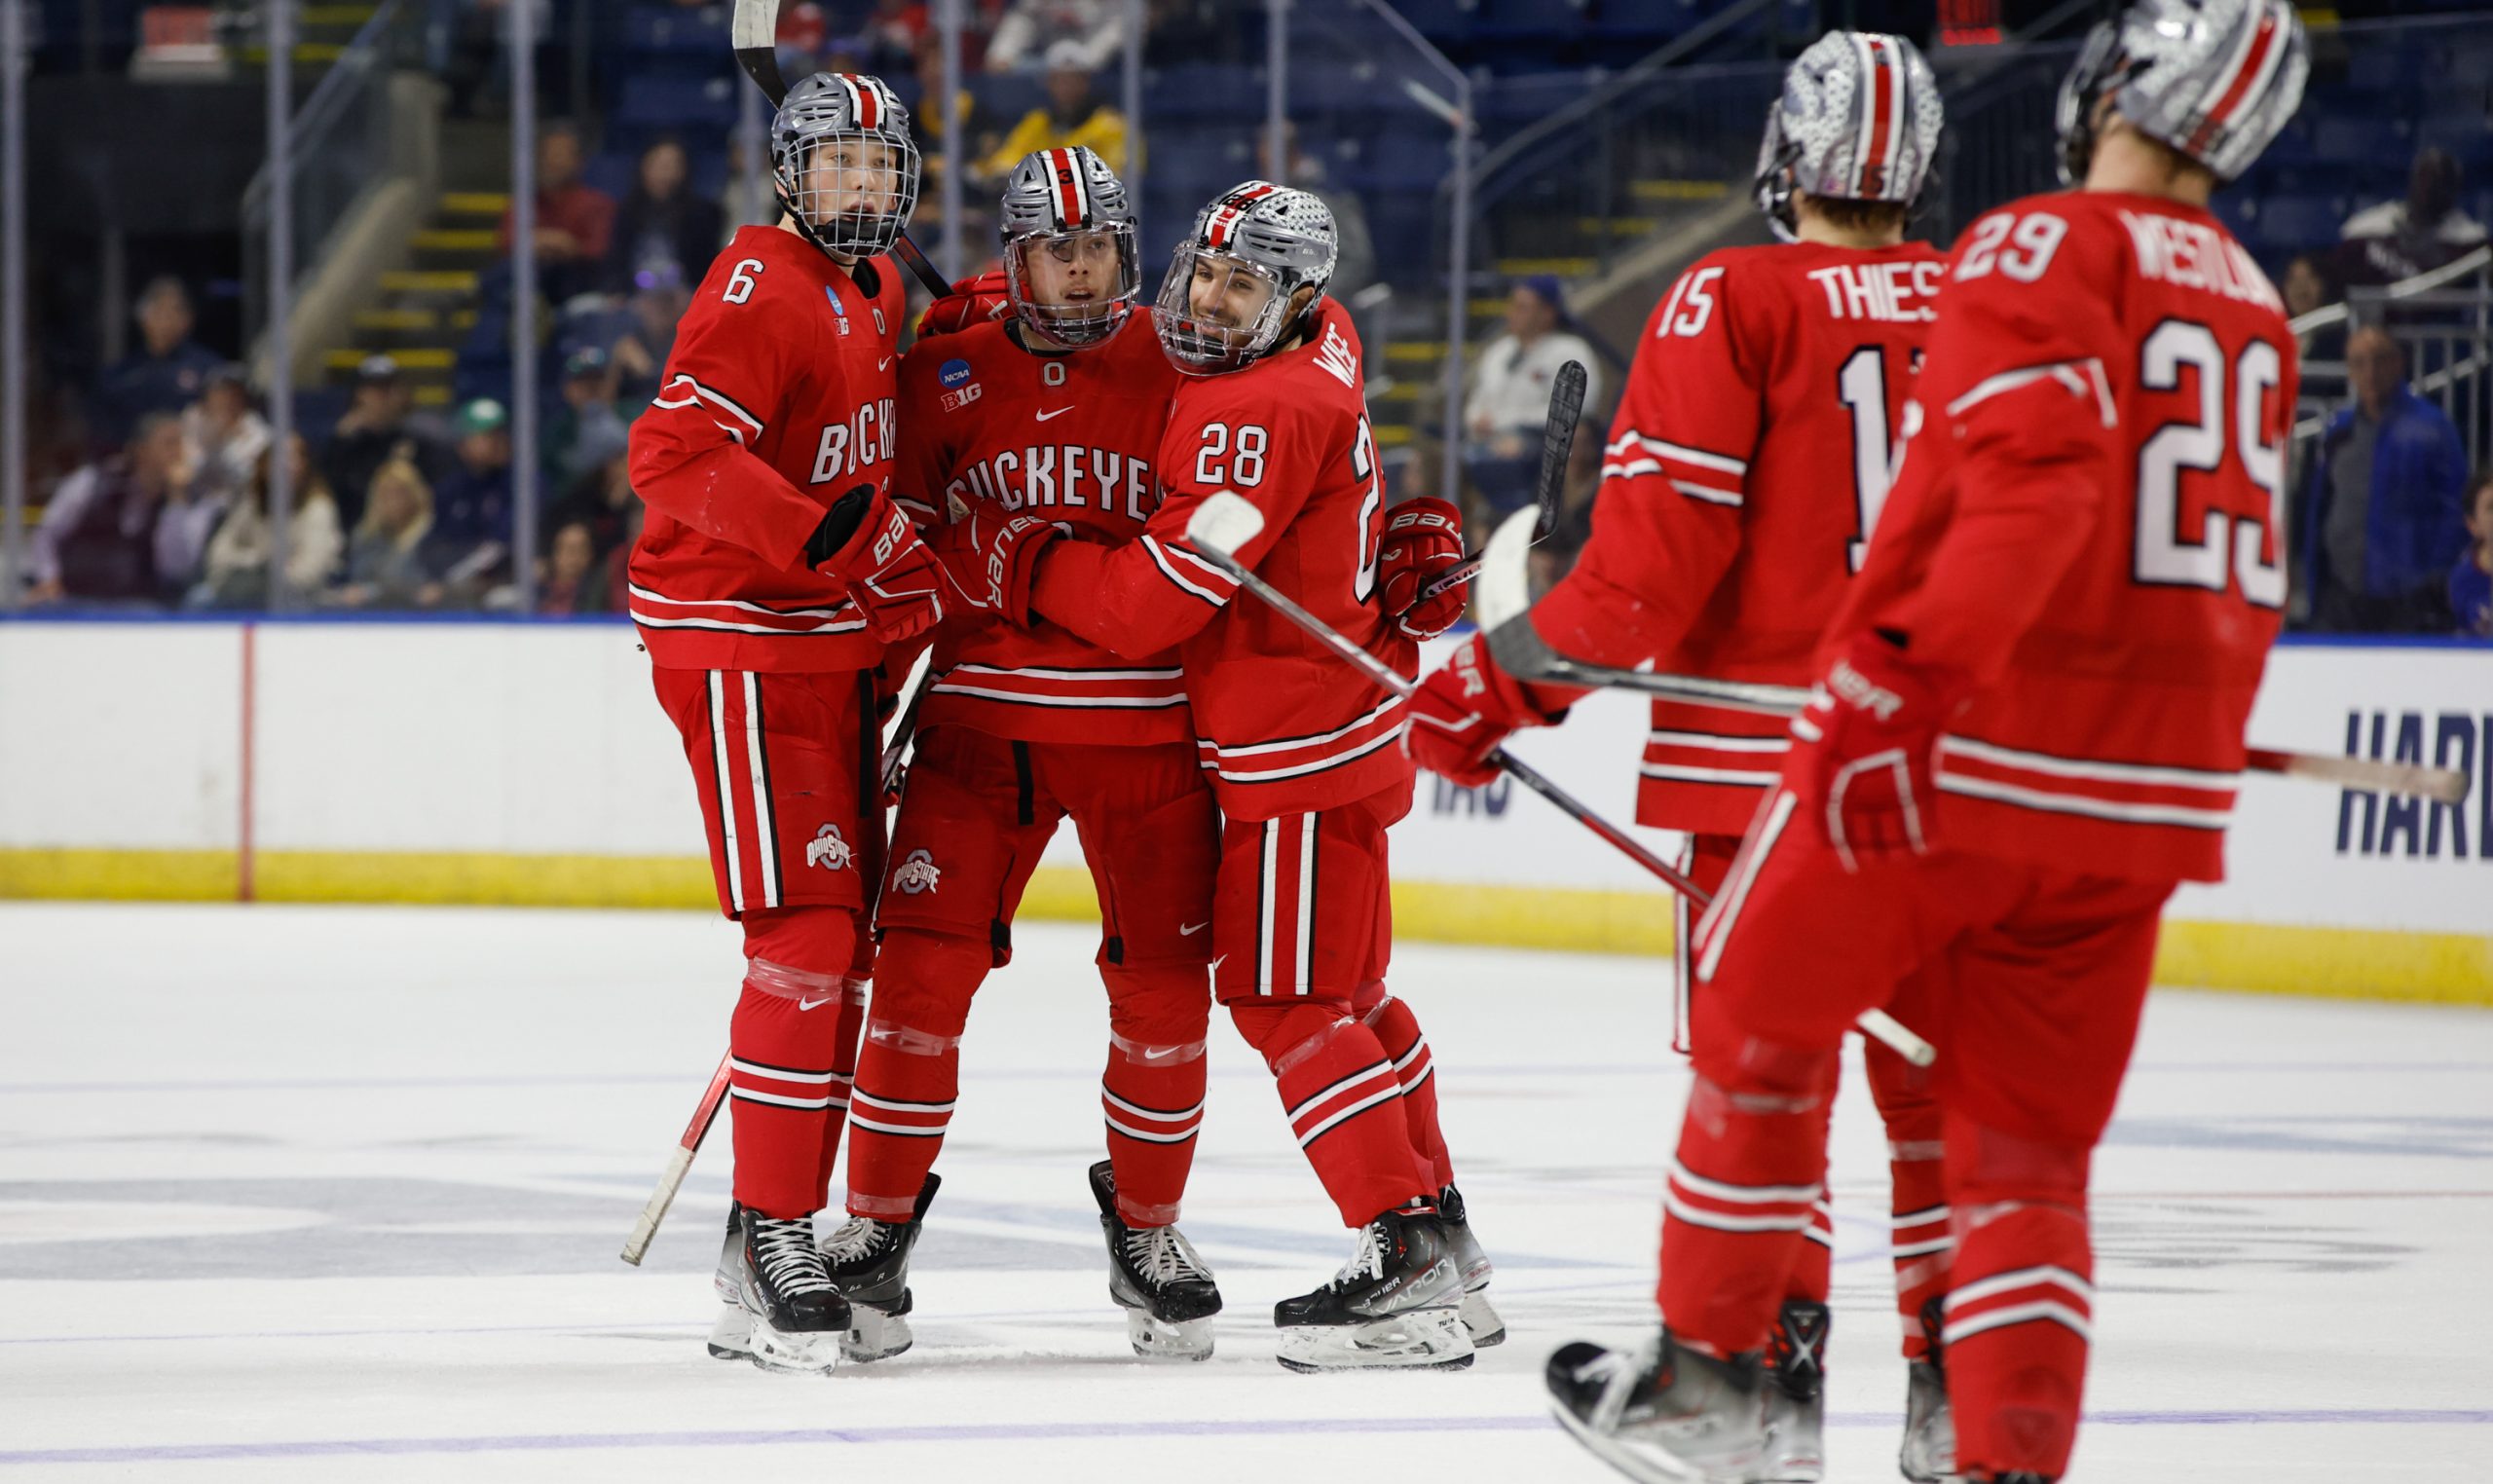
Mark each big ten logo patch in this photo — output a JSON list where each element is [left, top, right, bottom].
[[1430, 772, 1513, 818], [940, 356, 984, 412], [2334, 709, 2491, 862], [806, 823, 855, 872], [890, 848, 941, 894]]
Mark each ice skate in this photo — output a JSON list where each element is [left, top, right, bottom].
[[1273, 1205, 1473, 1372], [1436, 1182, 1506, 1347], [1762, 1299, 1829, 1482], [1545, 1330, 1769, 1484], [706, 1203, 755, 1360], [1900, 1357, 1959, 1483], [724, 1206, 850, 1375], [818, 1173, 940, 1362], [1089, 1160, 1221, 1360]]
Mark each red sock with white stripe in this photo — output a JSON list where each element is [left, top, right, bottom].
[[727, 908, 864, 1218], [1656, 1038, 1840, 1359], [1870, 1044, 1950, 1362], [1358, 987, 1452, 1191], [1098, 966, 1211, 1227], [1231, 1000, 1431, 1227], [842, 929, 983, 1220], [1942, 1113, 2097, 1481]]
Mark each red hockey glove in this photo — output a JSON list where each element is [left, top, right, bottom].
[[914, 269, 1011, 338], [1380, 497, 1469, 640], [1403, 630, 1571, 789], [931, 503, 1066, 627], [805, 486, 949, 645], [1783, 630, 1972, 872]]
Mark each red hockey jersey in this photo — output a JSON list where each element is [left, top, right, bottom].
[[893, 315, 1188, 745], [1027, 300, 1411, 820], [1531, 240, 1945, 835], [1827, 190, 2295, 883], [626, 224, 908, 673]]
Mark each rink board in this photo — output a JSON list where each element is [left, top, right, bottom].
[[0, 618, 2486, 1002]]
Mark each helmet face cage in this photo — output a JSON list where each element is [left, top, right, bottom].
[[998, 147, 1141, 348], [1752, 31, 1943, 241], [1149, 181, 1338, 376], [2055, 0, 2308, 186], [771, 73, 921, 259]]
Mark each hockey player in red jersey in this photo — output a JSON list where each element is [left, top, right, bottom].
[[1407, 32, 1951, 1481], [812, 147, 1233, 1363], [1536, 2, 2308, 1479], [940, 180, 1495, 1372], [625, 72, 954, 1375]]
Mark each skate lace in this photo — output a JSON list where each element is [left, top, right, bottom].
[[1328, 1221, 1390, 1289], [1122, 1224, 1211, 1286], [752, 1219, 837, 1296], [818, 1214, 894, 1265]]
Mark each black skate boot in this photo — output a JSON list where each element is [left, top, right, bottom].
[[816, 1174, 941, 1362], [1546, 1330, 1769, 1484], [1901, 1302, 1960, 1483], [1436, 1183, 1506, 1347], [726, 1206, 851, 1374], [1089, 1160, 1222, 1361], [1273, 1204, 1472, 1372], [1763, 1298, 1830, 1482]]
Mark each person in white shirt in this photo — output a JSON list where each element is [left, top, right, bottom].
[[1462, 275, 1602, 516]]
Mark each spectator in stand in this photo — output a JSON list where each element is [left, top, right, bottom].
[[537, 519, 611, 615], [333, 459, 447, 611], [430, 398, 516, 598], [320, 354, 453, 530], [25, 413, 194, 605], [549, 442, 641, 562], [500, 120, 617, 305], [1462, 275, 1604, 518], [182, 365, 271, 505], [2283, 250, 2344, 362], [2301, 326, 2471, 632], [912, 32, 1004, 234], [986, 0, 1124, 72], [605, 137, 724, 297], [2452, 470, 2493, 640], [189, 433, 345, 610], [93, 277, 223, 447], [608, 264, 692, 409], [978, 43, 1129, 179], [859, 0, 930, 72], [545, 346, 633, 488], [1256, 123, 1376, 310], [2339, 146, 2488, 287]]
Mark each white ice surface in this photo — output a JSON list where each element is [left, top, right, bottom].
[[1, 903, 2487, 1482]]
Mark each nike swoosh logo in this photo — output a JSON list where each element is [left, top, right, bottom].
[[1035, 407, 1072, 422], [877, 357, 894, 371], [798, 995, 834, 1011], [1178, 921, 1210, 937]]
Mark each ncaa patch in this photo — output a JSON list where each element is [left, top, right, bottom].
[[939, 358, 973, 389]]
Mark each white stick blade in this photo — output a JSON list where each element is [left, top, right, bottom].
[[1185, 490, 1266, 561], [1473, 506, 1544, 630], [730, 0, 777, 52]]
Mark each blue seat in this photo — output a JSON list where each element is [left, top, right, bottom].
[[622, 3, 730, 55], [614, 74, 739, 132], [1394, 0, 1478, 42], [1477, 0, 1588, 40], [2311, 114, 2414, 170], [2240, 192, 2343, 255]]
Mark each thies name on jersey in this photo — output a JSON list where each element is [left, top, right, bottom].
[[946, 445, 1157, 523], [809, 398, 898, 485], [1805, 259, 1945, 322]]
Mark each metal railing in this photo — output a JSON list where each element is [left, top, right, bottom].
[[2288, 246, 2493, 470]]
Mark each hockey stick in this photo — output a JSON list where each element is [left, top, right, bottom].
[[731, 0, 955, 300], [621, 1052, 731, 1266], [1183, 492, 1935, 1068], [1471, 508, 2474, 806], [1403, 358, 1587, 612]]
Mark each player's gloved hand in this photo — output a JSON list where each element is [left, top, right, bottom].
[[914, 269, 1011, 338], [804, 485, 949, 645], [933, 503, 1066, 627], [1783, 629, 1972, 872], [1403, 631, 1571, 789], [1379, 497, 1469, 640]]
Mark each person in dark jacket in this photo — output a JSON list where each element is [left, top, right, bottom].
[[25, 413, 194, 605], [92, 278, 223, 448], [604, 137, 725, 296], [2300, 326, 2470, 632]]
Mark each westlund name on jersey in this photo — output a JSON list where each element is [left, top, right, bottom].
[[1827, 190, 2297, 883], [894, 315, 1186, 745], [1539, 240, 1944, 836], [1026, 299, 1412, 820], [626, 224, 907, 673]]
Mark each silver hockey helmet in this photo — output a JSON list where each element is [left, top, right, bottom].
[[2056, 0, 2308, 185], [1753, 31, 1943, 240], [1152, 180, 1337, 376], [997, 146, 1141, 348], [770, 72, 920, 259]]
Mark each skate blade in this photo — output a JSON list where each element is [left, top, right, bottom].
[[840, 1302, 914, 1363], [745, 1319, 843, 1375], [1460, 1288, 1507, 1348], [706, 1304, 753, 1361], [1274, 1306, 1473, 1373], [1126, 1309, 1215, 1362], [1547, 1395, 1761, 1484]]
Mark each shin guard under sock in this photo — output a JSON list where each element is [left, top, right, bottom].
[[1232, 1000, 1430, 1226], [1358, 986, 1453, 1192], [843, 929, 985, 1219]]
